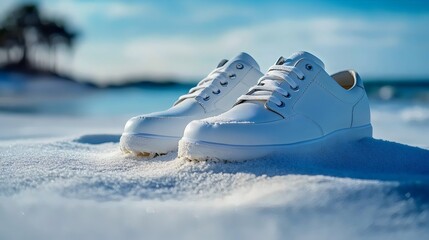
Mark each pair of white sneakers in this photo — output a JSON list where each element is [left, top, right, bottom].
[[120, 51, 372, 161]]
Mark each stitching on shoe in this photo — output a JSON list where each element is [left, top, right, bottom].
[[350, 92, 366, 128], [291, 69, 321, 112]]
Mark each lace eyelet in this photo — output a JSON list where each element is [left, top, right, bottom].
[[291, 86, 299, 91], [276, 101, 285, 107], [212, 89, 221, 94], [299, 75, 305, 80], [236, 63, 244, 69], [229, 74, 236, 79], [305, 64, 313, 71], [220, 81, 228, 87], [203, 95, 210, 101]]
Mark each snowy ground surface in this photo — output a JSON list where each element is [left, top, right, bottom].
[[1, 77, 429, 240]]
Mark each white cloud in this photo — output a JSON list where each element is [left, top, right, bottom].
[[41, 0, 151, 26], [115, 17, 407, 78], [104, 2, 150, 19], [66, 15, 429, 83]]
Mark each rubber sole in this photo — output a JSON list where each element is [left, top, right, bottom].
[[178, 124, 373, 162], [120, 132, 180, 157]]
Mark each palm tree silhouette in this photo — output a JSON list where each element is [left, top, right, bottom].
[[39, 21, 77, 71], [0, 3, 78, 74]]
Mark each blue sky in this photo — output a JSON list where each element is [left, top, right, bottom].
[[2, 0, 429, 83]]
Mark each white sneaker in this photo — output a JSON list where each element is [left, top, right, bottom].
[[120, 52, 263, 156], [178, 51, 372, 161]]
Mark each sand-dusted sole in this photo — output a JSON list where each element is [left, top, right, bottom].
[[120, 133, 180, 158], [120, 146, 164, 158], [178, 125, 373, 162]]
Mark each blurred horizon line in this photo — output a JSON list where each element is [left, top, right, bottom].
[[2, 68, 429, 89]]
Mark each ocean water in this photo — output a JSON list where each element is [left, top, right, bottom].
[[0, 74, 191, 116], [2, 76, 428, 147], [1, 74, 429, 240]]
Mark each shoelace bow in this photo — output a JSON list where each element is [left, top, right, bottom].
[[174, 69, 229, 105], [237, 65, 305, 107]]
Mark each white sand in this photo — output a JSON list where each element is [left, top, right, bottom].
[[1, 103, 429, 240]]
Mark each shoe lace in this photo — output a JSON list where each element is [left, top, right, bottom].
[[174, 69, 229, 105], [236, 65, 305, 107]]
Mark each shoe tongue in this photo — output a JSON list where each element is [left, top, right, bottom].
[[216, 59, 228, 68], [223, 52, 260, 71], [276, 51, 325, 69]]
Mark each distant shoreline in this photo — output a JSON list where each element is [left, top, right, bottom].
[[1, 69, 429, 90]]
